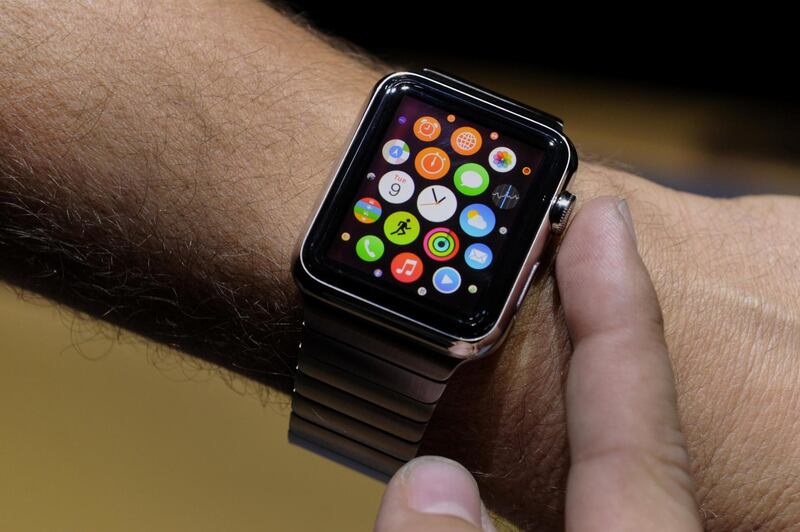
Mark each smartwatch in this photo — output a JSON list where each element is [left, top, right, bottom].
[[290, 69, 578, 481]]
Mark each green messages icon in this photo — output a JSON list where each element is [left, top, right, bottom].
[[454, 163, 490, 196]]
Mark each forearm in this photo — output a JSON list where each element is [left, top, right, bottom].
[[0, 0, 382, 391], [2, 2, 799, 530]]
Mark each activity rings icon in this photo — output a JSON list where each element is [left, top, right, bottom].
[[423, 227, 460, 262], [354, 115, 512, 294]]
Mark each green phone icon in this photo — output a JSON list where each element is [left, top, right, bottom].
[[356, 235, 385, 262]]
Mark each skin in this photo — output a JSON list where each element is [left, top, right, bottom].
[[376, 197, 703, 531], [1, 1, 799, 529]]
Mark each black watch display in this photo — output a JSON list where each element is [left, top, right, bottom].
[[290, 69, 578, 480]]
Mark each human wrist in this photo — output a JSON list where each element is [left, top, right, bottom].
[[419, 163, 660, 529], [3, 2, 799, 528], [425, 163, 800, 529]]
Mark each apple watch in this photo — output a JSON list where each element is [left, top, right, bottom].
[[290, 69, 578, 480]]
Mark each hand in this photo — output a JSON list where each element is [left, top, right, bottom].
[[2, 3, 799, 527], [374, 197, 703, 531]]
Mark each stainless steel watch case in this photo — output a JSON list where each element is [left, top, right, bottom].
[[293, 69, 577, 362]]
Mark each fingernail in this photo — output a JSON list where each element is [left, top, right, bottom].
[[617, 199, 638, 249], [402, 456, 483, 528]]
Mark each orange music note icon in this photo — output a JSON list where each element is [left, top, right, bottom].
[[390, 252, 423, 283], [395, 258, 418, 276]]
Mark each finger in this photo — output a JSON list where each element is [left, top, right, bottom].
[[374, 456, 496, 532], [556, 197, 703, 531]]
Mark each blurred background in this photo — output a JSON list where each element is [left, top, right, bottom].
[[1, 3, 797, 531], [288, 2, 800, 197]]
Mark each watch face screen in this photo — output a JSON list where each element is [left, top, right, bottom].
[[301, 75, 572, 339]]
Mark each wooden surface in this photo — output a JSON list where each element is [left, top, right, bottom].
[[0, 286, 383, 531]]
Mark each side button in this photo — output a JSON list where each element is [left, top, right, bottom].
[[516, 262, 540, 310]]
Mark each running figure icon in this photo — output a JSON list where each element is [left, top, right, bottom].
[[384, 211, 419, 245], [390, 218, 412, 236]]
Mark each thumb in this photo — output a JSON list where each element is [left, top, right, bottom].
[[556, 197, 703, 531], [374, 456, 496, 532]]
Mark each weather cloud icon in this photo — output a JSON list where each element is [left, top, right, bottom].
[[466, 209, 488, 230], [459, 203, 496, 237]]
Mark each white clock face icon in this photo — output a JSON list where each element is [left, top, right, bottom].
[[416, 185, 457, 223]]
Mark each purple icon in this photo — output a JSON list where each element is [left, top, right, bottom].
[[398, 116, 407, 125]]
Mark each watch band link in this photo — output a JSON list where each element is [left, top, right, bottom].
[[289, 69, 567, 480], [289, 300, 461, 481]]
